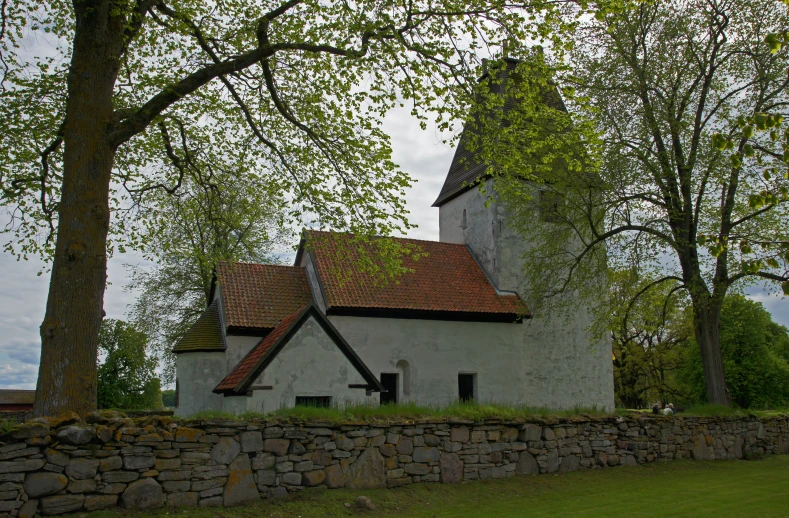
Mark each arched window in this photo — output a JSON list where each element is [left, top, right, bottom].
[[461, 209, 467, 229], [396, 360, 411, 396]]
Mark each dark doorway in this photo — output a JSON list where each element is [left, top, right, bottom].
[[380, 373, 398, 404], [458, 373, 475, 402]]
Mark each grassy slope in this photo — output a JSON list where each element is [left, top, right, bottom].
[[83, 456, 789, 517]]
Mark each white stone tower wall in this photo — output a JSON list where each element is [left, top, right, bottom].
[[439, 178, 614, 410]]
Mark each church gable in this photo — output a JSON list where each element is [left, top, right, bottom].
[[214, 304, 382, 395]]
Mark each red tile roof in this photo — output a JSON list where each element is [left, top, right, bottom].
[[216, 262, 313, 330], [305, 231, 526, 318], [215, 305, 308, 392]]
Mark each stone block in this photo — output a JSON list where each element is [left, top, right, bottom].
[[294, 460, 313, 472], [65, 458, 99, 480], [199, 496, 223, 507], [174, 428, 204, 443], [211, 437, 241, 465], [439, 453, 463, 484], [223, 454, 259, 507], [324, 463, 345, 488], [346, 447, 385, 489], [519, 424, 542, 442], [470, 431, 486, 443], [167, 491, 199, 507], [263, 439, 290, 457], [23, 472, 67, 498], [124, 455, 155, 470], [404, 463, 429, 475], [396, 437, 413, 455], [84, 494, 118, 511], [155, 458, 181, 471], [191, 478, 226, 492], [66, 478, 96, 493], [450, 426, 469, 443], [515, 451, 539, 475], [18, 498, 39, 518], [162, 480, 191, 492], [379, 444, 396, 457], [0, 459, 45, 474], [56, 426, 95, 446], [121, 477, 164, 510], [252, 453, 276, 470], [281, 472, 302, 485], [40, 494, 84, 515], [102, 471, 139, 483], [11, 423, 49, 440], [99, 455, 122, 472], [303, 469, 325, 486], [255, 470, 275, 486], [335, 435, 354, 451], [412, 447, 440, 463]]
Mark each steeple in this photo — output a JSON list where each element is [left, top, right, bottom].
[[432, 57, 567, 207]]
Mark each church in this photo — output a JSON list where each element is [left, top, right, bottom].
[[173, 59, 615, 416]]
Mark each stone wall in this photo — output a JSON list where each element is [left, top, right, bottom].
[[1, 412, 787, 516]]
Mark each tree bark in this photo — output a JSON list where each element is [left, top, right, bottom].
[[692, 300, 731, 406], [33, 3, 125, 416]]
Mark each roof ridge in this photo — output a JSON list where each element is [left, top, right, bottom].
[[218, 261, 304, 269], [304, 229, 467, 248]]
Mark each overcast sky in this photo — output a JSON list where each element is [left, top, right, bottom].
[[1, 107, 787, 389]]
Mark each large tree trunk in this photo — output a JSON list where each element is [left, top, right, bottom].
[[692, 300, 731, 406], [33, 4, 124, 416]]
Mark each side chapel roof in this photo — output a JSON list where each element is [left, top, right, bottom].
[[172, 299, 226, 353]]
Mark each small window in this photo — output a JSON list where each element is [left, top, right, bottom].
[[458, 373, 476, 402], [461, 209, 467, 229], [380, 373, 398, 405], [295, 396, 332, 408], [539, 190, 563, 223], [175, 378, 179, 408]]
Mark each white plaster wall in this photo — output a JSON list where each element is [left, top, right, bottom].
[[242, 316, 374, 413], [329, 316, 525, 406], [225, 335, 264, 374], [439, 179, 500, 286], [175, 352, 226, 417], [438, 178, 615, 411]]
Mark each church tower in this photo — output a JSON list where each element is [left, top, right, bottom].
[[434, 58, 614, 410]]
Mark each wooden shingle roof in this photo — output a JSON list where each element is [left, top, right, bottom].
[[172, 300, 226, 353]]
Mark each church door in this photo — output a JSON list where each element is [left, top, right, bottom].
[[380, 373, 398, 405]]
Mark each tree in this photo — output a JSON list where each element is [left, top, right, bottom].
[[681, 294, 789, 408], [610, 269, 691, 408], [494, 0, 789, 405], [127, 172, 284, 384], [97, 319, 161, 410], [0, 0, 556, 415]]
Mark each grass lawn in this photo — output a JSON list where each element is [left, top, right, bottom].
[[80, 455, 789, 517]]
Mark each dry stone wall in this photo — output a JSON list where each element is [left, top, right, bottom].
[[0, 412, 787, 516]]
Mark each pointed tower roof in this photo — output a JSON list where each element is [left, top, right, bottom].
[[432, 57, 567, 207]]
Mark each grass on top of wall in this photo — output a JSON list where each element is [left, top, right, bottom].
[[184, 401, 614, 423], [181, 401, 789, 424]]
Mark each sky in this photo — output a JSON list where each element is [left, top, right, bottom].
[[1, 106, 788, 390]]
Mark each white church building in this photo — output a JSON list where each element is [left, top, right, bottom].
[[173, 60, 615, 416]]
